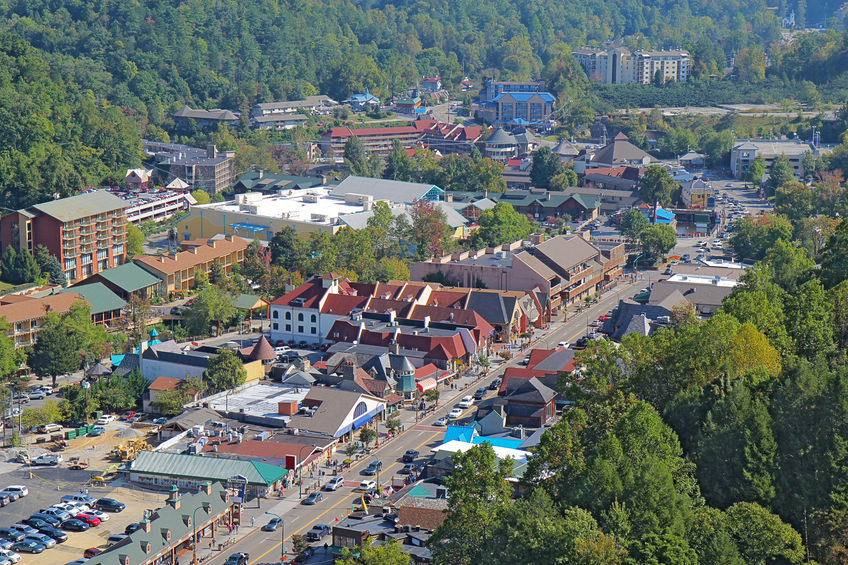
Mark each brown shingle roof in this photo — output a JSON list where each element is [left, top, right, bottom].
[[148, 376, 183, 391], [0, 292, 84, 324], [133, 236, 249, 276]]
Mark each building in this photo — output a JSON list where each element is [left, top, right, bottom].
[[82, 262, 163, 301], [331, 176, 444, 203], [250, 113, 307, 131], [562, 186, 640, 214], [573, 47, 690, 84], [108, 188, 195, 225], [127, 451, 287, 496], [680, 177, 714, 209], [482, 128, 518, 162], [86, 482, 237, 565], [420, 77, 443, 93], [0, 191, 128, 284], [339, 201, 468, 240], [133, 235, 249, 293], [479, 80, 546, 102], [0, 292, 84, 348], [581, 166, 643, 192], [158, 144, 235, 194], [321, 121, 434, 157], [333, 512, 434, 563], [60, 282, 125, 328], [287, 386, 388, 440], [419, 122, 483, 155], [251, 95, 338, 119], [395, 96, 422, 113], [477, 92, 556, 127], [576, 133, 653, 172], [124, 168, 153, 190], [232, 171, 325, 194], [173, 105, 240, 131], [490, 377, 557, 428], [729, 139, 821, 180], [139, 339, 264, 383], [343, 88, 380, 111]]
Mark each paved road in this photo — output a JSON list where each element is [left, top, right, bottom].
[[201, 279, 640, 565]]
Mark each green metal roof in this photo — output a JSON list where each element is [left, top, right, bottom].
[[62, 283, 126, 315], [234, 293, 269, 310], [96, 262, 163, 293], [129, 451, 287, 486]]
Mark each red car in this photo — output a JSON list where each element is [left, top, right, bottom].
[[597, 314, 611, 322], [121, 411, 139, 421], [76, 514, 101, 527]]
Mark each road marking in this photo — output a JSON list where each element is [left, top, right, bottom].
[[248, 429, 443, 564]]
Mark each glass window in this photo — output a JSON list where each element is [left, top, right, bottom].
[[297, 313, 304, 321], [310, 314, 317, 323], [311, 327, 317, 334], [272, 311, 279, 319], [97, 249, 108, 260], [285, 324, 291, 332], [272, 323, 278, 330], [285, 312, 291, 320], [297, 326, 304, 333]]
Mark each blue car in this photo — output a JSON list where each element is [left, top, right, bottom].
[[12, 539, 45, 553], [88, 427, 105, 437]]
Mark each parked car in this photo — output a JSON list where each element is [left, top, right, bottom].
[[262, 518, 281, 532], [0, 494, 10, 507], [124, 523, 142, 535], [22, 518, 51, 531], [401, 463, 417, 475], [305, 524, 331, 542], [61, 494, 96, 506], [362, 460, 382, 476], [23, 533, 55, 549], [60, 520, 89, 533], [0, 549, 19, 564], [433, 416, 448, 426], [94, 498, 125, 512], [95, 415, 116, 425], [83, 548, 102, 558], [74, 514, 101, 527], [402, 450, 419, 463], [0, 531, 23, 543], [224, 553, 249, 565], [39, 508, 71, 522], [358, 480, 377, 491], [28, 514, 60, 528], [10, 541, 43, 554], [87, 427, 105, 437], [488, 379, 501, 391], [557, 341, 570, 349], [28, 390, 45, 401], [39, 385, 53, 395], [448, 407, 463, 420], [9, 526, 35, 538], [458, 395, 474, 408], [36, 528, 66, 543], [32, 454, 62, 466], [120, 411, 139, 421], [50, 503, 83, 517], [323, 476, 345, 491], [106, 534, 128, 544], [274, 346, 291, 356], [38, 423, 62, 434], [301, 491, 323, 505], [152, 417, 167, 425]]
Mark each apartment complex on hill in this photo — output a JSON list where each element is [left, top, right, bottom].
[[573, 47, 691, 84], [0, 191, 128, 284]]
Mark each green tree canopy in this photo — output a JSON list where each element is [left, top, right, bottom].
[[472, 202, 534, 247], [640, 165, 678, 207], [619, 209, 650, 241], [184, 285, 236, 336], [640, 223, 677, 262], [530, 146, 564, 189], [205, 349, 246, 392]]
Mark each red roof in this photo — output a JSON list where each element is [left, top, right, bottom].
[[526, 349, 555, 368], [507, 158, 522, 167], [585, 166, 643, 180], [426, 290, 469, 308], [422, 77, 441, 83], [321, 294, 370, 315], [365, 298, 414, 317], [328, 121, 436, 139], [414, 363, 442, 379], [271, 278, 326, 308], [149, 376, 182, 391]]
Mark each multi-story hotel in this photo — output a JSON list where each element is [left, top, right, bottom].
[[0, 191, 128, 284], [573, 47, 690, 84]]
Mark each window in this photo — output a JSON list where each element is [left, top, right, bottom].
[[297, 313, 304, 322], [285, 312, 291, 320], [298, 326, 304, 333], [285, 324, 291, 332], [272, 311, 279, 319], [98, 259, 109, 271], [65, 269, 75, 280], [81, 253, 92, 265], [112, 244, 124, 255], [272, 323, 278, 330], [310, 314, 317, 323], [311, 327, 317, 334], [64, 258, 76, 270], [82, 265, 92, 276], [97, 249, 108, 260]]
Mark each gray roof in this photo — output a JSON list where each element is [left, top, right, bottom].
[[532, 235, 599, 272], [484, 128, 517, 145], [513, 250, 558, 281], [30, 190, 127, 222], [173, 105, 239, 121], [252, 113, 307, 124], [463, 198, 497, 211], [592, 136, 651, 165], [286, 387, 384, 437], [531, 349, 575, 372], [467, 292, 509, 325], [332, 176, 442, 204], [649, 281, 734, 314], [506, 377, 556, 404], [552, 138, 580, 156]]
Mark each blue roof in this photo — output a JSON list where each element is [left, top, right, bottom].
[[110, 354, 125, 367], [230, 222, 268, 233], [492, 92, 556, 103], [443, 425, 476, 444], [472, 436, 525, 449], [655, 207, 676, 220]]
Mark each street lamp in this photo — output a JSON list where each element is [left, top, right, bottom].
[[191, 502, 212, 565], [265, 511, 285, 562]]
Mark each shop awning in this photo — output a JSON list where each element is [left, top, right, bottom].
[[417, 378, 437, 392]]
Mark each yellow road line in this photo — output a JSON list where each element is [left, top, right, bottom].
[[249, 429, 442, 564]]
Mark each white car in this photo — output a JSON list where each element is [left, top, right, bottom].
[[323, 476, 345, 491], [557, 341, 570, 349], [28, 390, 44, 401], [31, 453, 62, 466], [274, 346, 292, 356], [39, 385, 53, 395], [448, 407, 463, 420], [0, 549, 20, 563], [96, 414, 116, 425], [458, 396, 474, 409], [87, 508, 110, 521], [358, 480, 377, 491], [51, 502, 83, 516], [1, 486, 27, 499]]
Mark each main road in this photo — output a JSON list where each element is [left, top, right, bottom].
[[204, 279, 641, 565]]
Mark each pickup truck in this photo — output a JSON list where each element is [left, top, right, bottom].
[[305, 524, 331, 542], [32, 454, 62, 466]]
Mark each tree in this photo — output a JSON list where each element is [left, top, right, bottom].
[[619, 209, 650, 241], [725, 502, 805, 564], [126, 223, 145, 258], [384, 139, 416, 181], [338, 537, 410, 565], [241, 239, 270, 282], [190, 189, 211, 205], [0, 319, 20, 381], [549, 168, 578, 191], [151, 389, 189, 416], [359, 427, 377, 448], [639, 165, 677, 207], [472, 202, 534, 247], [820, 219, 848, 288], [729, 214, 793, 261], [344, 136, 383, 178], [408, 200, 451, 260], [423, 388, 440, 404], [1, 246, 40, 285], [375, 257, 409, 282], [20, 400, 62, 430], [530, 147, 564, 189], [762, 238, 814, 293], [205, 349, 246, 392], [640, 224, 677, 262], [33, 245, 66, 285], [784, 279, 835, 358], [269, 226, 306, 272], [183, 286, 235, 336], [744, 156, 766, 185], [768, 154, 795, 191], [385, 416, 401, 434], [124, 295, 152, 349], [209, 260, 226, 286], [734, 46, 767, 82], [29, 313, 79, 387], [430, 443, 513, 564]]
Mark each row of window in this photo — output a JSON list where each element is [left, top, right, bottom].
[[271, 323, 318, 334], [272, 310, 317, 323]]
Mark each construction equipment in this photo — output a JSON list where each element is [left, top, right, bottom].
[[49, 439, 69, 452], [91, 463, 120, 483], [111, 438, 150, 461]]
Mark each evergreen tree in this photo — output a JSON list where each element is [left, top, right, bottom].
[[34, 245, 66, 285]]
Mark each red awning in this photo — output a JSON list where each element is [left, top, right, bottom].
[[416, 378, 437, 392]]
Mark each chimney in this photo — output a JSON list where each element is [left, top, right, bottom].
[[546, 191, 551, 201], [119, 555, 130, 565], [200, 481, 213, 495], [225, 234, 234, 242], [159, 256, 166, 263], [141, 519, 152, 533], [161, 528, 171, 541], [258, 170, 264, 179], [206, 144, 218, 159], [278, 401, 298, 415], [207, 240, 216, 248], [189, 247, 198, 254], [423, 315, 430, 328], [165, 485, 181, 510]]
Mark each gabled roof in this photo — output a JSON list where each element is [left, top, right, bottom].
[[29, 190, 127, 223], [592, 135, 652, 165], [0, 292, 84, 324], [321, 294, 370, 315], [505, 377, 556, 404], [128, 451, 287, 486], [60, 283, 126, 315], [331, 176, 443, 204], [148, 376, 182, 392], [532, 235, 599, 271], [466, 291, 509, 325], [133, 236, 250, 276], [552, 138, 580, 156], [425, 290, 469, 309], [271, 277, 326, 308], [174, 105, 239, 121], [94, 262, 163, 293]]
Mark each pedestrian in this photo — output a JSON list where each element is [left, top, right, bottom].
[[324, 542, 329, 553], [251, 516, 255, 527]]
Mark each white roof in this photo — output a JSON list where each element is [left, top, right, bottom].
[[431, 440, 529, 463], [166, 178, 190, 190], [665, 273, 738, 288], [197, 187, 369, 225]]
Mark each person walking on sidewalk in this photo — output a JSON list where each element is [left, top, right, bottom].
[[251, 516, 255, 527]]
